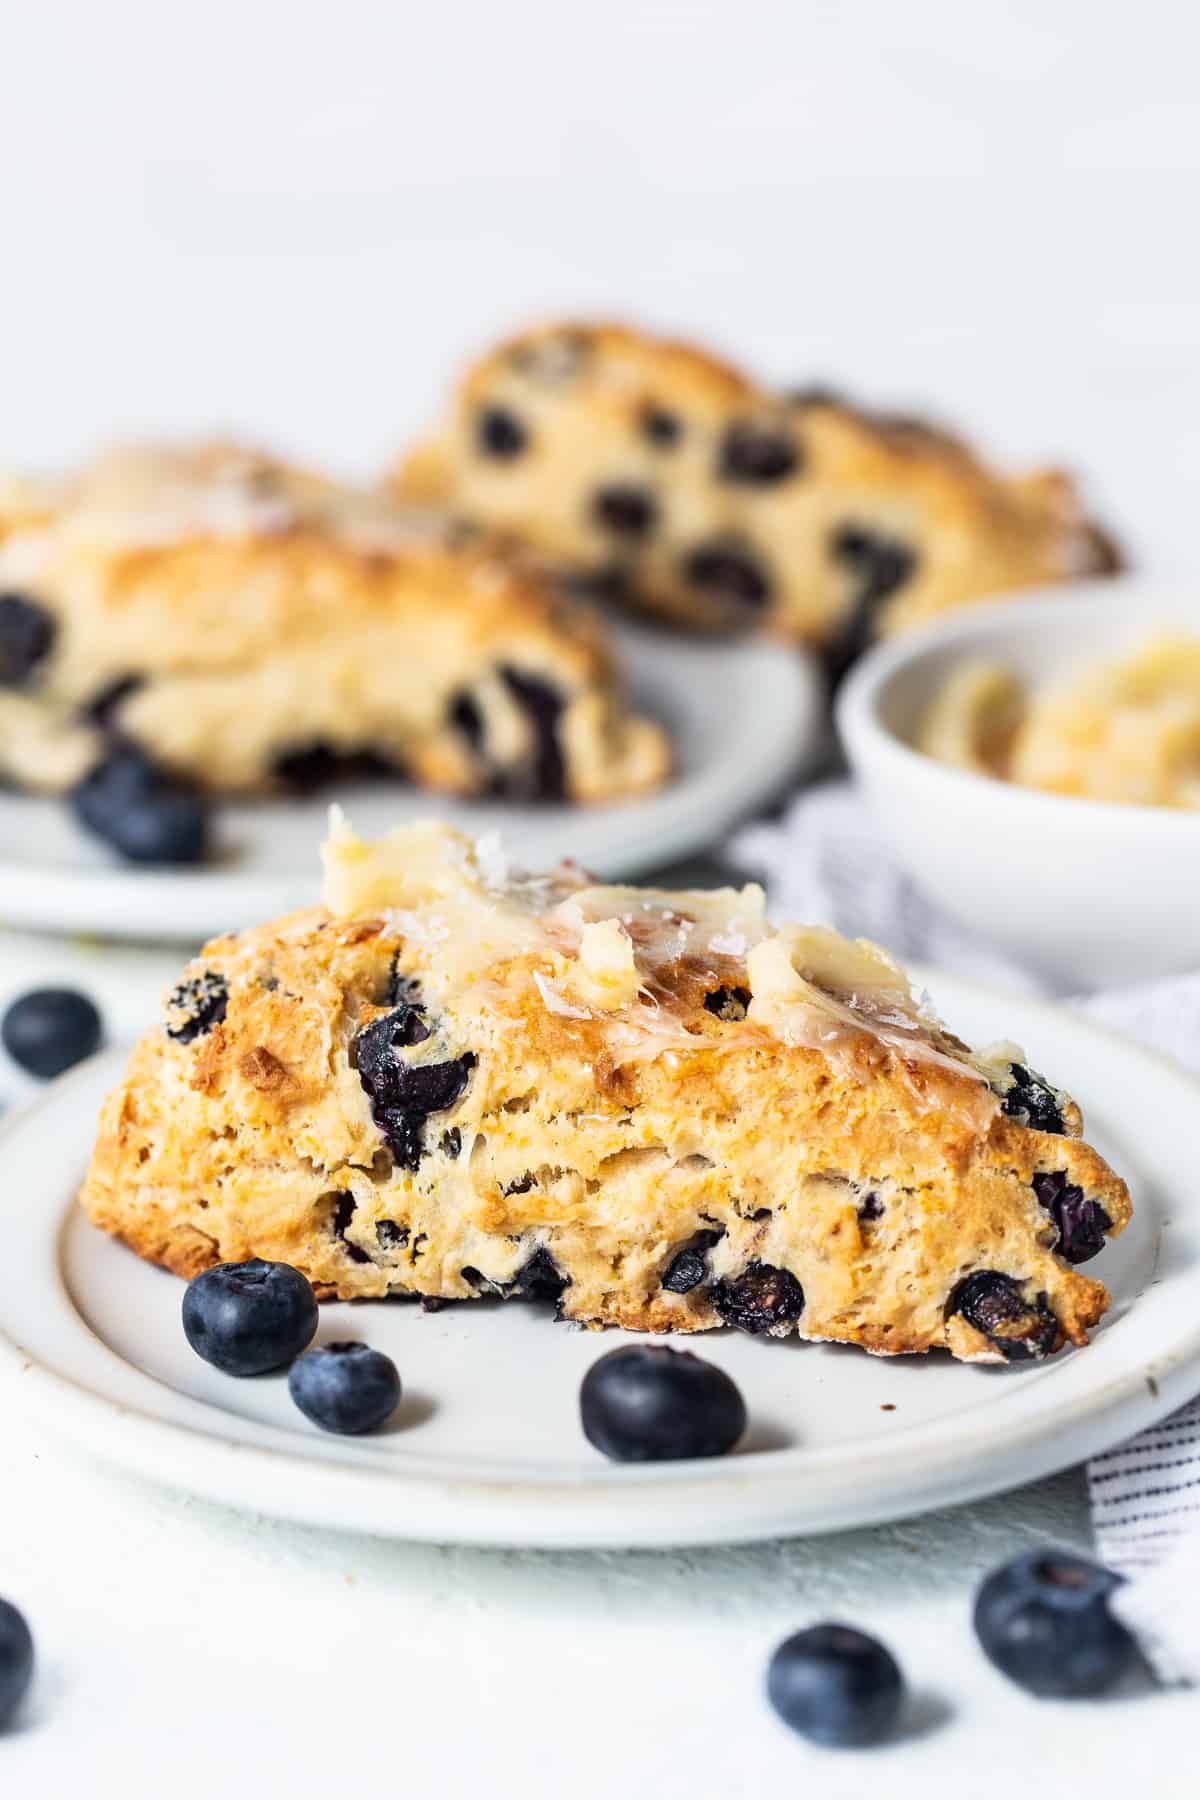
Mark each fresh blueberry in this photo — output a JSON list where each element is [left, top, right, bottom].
[[718, 421, 801, 484], [0, 592, 55, 686], [712, 1261, 805, 1334], [1, 987, 102, 1079], [681, 538, 772, 611], [767, 1623, 904, 1748], [288, 1342, 401, 1434], [580, 1344, 746, 1462], [182, 1259, 318, 1376], [591, 483, 658, 538], [475, 405, 528, 458], [974, 1549, 1137, 1698], [70, 748, 209, 865], [1033, 1170, 1112, 1266], [946, 1271, 1059, 1361], [0, 1598, 34, 1730]]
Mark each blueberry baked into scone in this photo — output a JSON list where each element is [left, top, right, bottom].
[[0, 442, 668, 856], [919, 634, 1200, 809], [391, 320, 1120, 667], [81, 819, 1130, 1363]]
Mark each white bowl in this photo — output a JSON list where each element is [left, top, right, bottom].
[[836, 577, 1200, 989]]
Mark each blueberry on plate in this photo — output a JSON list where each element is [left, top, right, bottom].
[[0, 1597, 34, 1730], [1, 987, 102, 1079], [70, 748, 209, 866], [767, 1623, 904, 1748], [287, 1342, 402, 1434], [974, 1548, 1138, 1698], [182, 1259, 318, 1377], [579, 1344, 746, 1462]]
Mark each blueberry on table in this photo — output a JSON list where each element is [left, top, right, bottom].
[[1, 987, 102, 1079], [974, 1549, 1137, 1698], [288, 1342, 401, 1435], [579, 1344, 746, 1462], [70, 748, 209, 866], [0, 1598, 34, 1730], [766, 1623, 904, 1748], [182, 1260, 318, 1376]]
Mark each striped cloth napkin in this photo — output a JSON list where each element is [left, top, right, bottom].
[[732, 782, 1200, 1685]]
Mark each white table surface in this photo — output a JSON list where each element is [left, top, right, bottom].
[[0, 928, 1194, 1796]]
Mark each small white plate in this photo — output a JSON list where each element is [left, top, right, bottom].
[[0, 975, 1196, 1548], [0, 623, 821, 943]]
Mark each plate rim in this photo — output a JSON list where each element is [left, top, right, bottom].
[[0, 628, 823, 944], [0, 976, 1198, 1547]]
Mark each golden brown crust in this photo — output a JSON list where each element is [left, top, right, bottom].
[[390, 319, 1120, 651], [80, 825, 1131, 1364]]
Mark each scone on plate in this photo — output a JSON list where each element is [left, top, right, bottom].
[[0, 442, 669, 846], [81, 818, 1130, 1364], [391, 319, 1120, 664]]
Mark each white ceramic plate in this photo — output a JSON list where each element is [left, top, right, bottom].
[[0, 622, 821, 943], [0, 975, 1195, 1550]]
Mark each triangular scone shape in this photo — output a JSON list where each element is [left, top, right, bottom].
[[81, 823, 1131, 1365]]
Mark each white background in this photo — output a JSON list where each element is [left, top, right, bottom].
[[4, 0, 1200, 570], [3, 4, 1199, 1793]]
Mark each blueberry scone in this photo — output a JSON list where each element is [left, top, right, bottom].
[[919, 634, 1200, 808], [392, 320, 1119, 666], [81, 819, 1130, 1363], [0, 442, 669, 847]]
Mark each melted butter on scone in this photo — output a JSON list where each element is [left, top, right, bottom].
[[322, 816, 1002, 1121]]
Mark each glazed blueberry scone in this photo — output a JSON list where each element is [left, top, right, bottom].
[[80, 819, 1131, 1364], [919, 634, 1200, 808], [391, 320, 1120, 664], [0, 442, 669, 828]]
